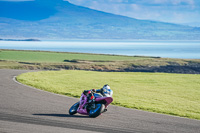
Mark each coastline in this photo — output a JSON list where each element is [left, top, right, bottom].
[[0, 40, 200, 59], [0, 38, 40, 41]]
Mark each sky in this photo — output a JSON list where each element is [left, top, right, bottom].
[[1, 0, 200, 25]]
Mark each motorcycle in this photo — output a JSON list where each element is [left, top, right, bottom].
[[69, 89, 113, 117]]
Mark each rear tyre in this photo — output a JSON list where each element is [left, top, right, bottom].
[[69, 102, 79, 115], [89, 103, 104, 118]]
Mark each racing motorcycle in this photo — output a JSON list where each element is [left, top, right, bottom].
[[69, 87, 113, 117]]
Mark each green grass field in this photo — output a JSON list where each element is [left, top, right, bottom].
[[1, 49, 200, 74], [17, 70, 200, 120], [0, 50, 148, 62]]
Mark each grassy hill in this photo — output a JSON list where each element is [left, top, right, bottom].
[[0, 0, 200, 40]]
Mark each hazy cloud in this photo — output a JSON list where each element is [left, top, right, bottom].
[[152, 0, 194, 5]]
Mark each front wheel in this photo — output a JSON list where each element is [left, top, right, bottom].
[[89, 104, 105, 118], [69, 102, 79, 115]]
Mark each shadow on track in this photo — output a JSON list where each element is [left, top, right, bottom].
[[33, 113, 90, 118]]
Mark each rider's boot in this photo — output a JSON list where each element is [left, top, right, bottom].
[[102, 108, 107, 113]]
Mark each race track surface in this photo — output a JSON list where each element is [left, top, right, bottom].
[[0, 69, 200, 133]]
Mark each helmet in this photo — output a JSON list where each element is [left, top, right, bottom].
[[102, 84, 110, 90], [102, 84, 113, 97]]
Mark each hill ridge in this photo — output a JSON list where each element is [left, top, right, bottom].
[[0, 0, 200, 40]]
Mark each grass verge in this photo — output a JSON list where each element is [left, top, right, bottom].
[[17, 70, 200, 120]]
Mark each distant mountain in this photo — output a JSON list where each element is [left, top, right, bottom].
[[0, 0, 200, 40]]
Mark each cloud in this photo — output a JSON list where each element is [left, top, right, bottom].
[[153, 0, 194, 5], [119, 0, 195, 5]]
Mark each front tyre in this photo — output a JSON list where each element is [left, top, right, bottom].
[[69, 102, 79, 115], [89, 103, 104, 118]]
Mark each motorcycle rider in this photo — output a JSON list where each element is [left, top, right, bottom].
[[83, 84, 112, 109], [83, 84, 112, 97], [95, 84, 113, 97]]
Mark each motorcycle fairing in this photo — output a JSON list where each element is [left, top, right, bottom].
[[95, 97, 113, 107], [77, 93, 88, 115]]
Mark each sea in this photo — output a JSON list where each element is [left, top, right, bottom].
[[0, 40, 200, 59]]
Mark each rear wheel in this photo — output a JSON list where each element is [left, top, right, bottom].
[[89, 103, 104, 118], [69, 102, 79, 115]]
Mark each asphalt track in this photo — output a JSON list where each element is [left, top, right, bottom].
[[0, 69, 200, 133]]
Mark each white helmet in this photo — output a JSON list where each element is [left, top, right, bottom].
[[102, 84, 113, 97]]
